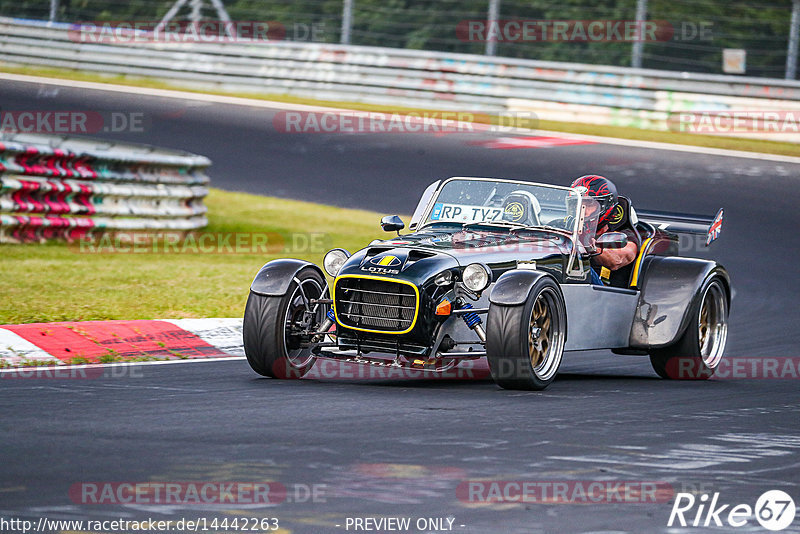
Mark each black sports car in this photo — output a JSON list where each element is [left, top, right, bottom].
[[243, 177, 729, 390]]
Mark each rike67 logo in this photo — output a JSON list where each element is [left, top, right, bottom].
[[668, 490, 796, 531]]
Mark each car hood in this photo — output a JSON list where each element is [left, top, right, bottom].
[[338, 245, 459, 282], [337, 228, 571, 281]]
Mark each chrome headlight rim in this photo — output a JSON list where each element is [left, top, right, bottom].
[[434, 270, 453, 287], [323, 248, 351, 277], [462, 263, 492, 292]]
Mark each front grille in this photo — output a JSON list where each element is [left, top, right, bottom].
[[334, 277, 418, 333]]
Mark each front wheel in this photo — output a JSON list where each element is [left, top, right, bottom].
[[243, 268, 327, 378], [486, 277, 567, 390], [649, 276, 729, 380]]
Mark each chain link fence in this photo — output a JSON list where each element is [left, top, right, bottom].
[[3, 0, 798, 79]]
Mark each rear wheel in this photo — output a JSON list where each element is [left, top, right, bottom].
[[649, 276, 729, 379], [486, 278, 567, 390], [243, 268, 326, 378]]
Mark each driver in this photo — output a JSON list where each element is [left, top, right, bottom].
[[571, 175, 638, 285]]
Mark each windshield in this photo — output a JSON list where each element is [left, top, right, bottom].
[[419, 178, 600, 248]]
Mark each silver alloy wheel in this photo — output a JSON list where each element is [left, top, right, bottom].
[[698, 281, 728, 369], [528, 287, 565, 381]]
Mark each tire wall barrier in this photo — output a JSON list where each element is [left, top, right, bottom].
[[0, 132, 210, 242], [1, 18, 799, 142]]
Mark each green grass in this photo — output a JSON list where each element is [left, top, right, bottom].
[[2, 64, 798, 158], [0, 188, 389, 324]]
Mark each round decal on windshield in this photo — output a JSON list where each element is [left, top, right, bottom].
[[504, 202, 525, 222]]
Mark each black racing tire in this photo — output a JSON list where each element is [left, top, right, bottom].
[[486, 277, 567, 390], [243, 268, 326, 379], [649, 276, 729, 380]]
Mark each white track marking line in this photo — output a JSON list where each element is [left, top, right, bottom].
[[0, 72, 348, 112], [2, 72, 798, 164]]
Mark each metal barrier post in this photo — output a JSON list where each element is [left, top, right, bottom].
[[341, 0, 353, 45], [788, 0, 800, 80], [485, 0, 500, 56], [631, 0, 648, 68]]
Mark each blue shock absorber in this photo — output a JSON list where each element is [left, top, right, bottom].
[[459, 302, 482, 329], [327, 308, 336, 321]]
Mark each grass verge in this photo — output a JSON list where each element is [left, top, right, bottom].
[[0, 188, 389, 324], [2, 64, 798, 158]]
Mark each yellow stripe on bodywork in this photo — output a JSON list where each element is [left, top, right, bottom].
[[378, 255, 396, 266], [629, 237, 653, 289]]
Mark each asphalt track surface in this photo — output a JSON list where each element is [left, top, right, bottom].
[[2, 78, 800, 534]]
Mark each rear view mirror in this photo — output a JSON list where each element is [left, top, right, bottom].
[[596, 232, 628, 249], [381, 215, 405, 234]]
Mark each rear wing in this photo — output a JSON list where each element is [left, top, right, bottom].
[[635, 208, 724, 246]]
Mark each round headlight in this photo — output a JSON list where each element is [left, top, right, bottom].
[[323, 248, 350, 277], [462, 263, 492, 292]]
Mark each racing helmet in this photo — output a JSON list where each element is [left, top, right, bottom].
[[570, 175, 618, 226]]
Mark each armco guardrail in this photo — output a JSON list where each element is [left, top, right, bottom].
[[1, 18, 799, 141], [0, 132, 210, 243]]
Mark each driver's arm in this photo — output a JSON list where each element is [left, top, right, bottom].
[[594, 241, 638, 271]]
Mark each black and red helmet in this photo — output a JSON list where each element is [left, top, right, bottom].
[[571, 175, 618, 225]]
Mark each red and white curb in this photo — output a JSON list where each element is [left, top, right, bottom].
[[0, 318, 492, 380], [0, 318, 243, 368]]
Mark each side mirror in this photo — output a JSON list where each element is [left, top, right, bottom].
[[381, 215, 405, 234], [596, 231, 628, 249]]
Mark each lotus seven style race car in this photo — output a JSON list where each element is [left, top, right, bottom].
[[243, 177, 730, 390]]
